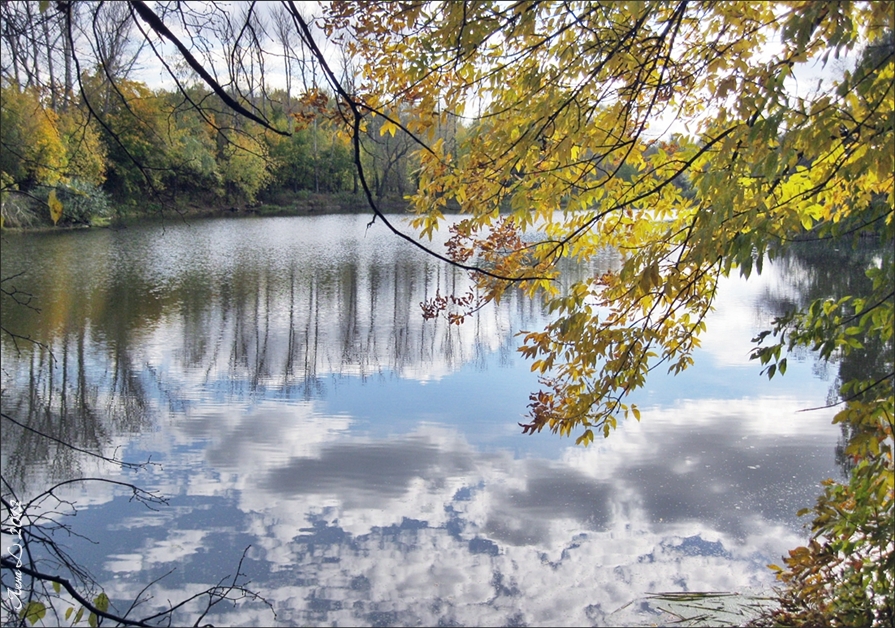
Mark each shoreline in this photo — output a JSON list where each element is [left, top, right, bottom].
[[0, 193, 415, 234]]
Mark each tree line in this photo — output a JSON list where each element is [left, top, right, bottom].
[[0, 77, 419, 226], [0, 2, 431, 228]]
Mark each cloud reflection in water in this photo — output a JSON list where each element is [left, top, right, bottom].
[[88, 389, 835, 626]]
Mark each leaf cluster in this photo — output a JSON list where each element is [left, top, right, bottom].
[[332, 0, 893, 441]]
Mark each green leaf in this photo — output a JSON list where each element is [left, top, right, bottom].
[[740, 254, 753, 278], [88, 611, 97, 628], [93, 592, 110, 613], [53, 581, 61, 594], [74, 608, 84, 624], [65, 607, 74, 620], [20, 602, 46, 626]]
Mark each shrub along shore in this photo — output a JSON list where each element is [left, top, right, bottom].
[[0, 192, 417, 233]]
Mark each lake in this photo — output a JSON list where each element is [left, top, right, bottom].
[[1, 214, 856, 626]]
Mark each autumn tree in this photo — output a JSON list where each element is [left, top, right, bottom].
[[297, 0, 890, 434], [0, 86, 65, 189], [313, 2, 893, 624]]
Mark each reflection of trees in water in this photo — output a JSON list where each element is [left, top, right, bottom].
[[755, 239, 892, 477], [177, 254, 541, 396], [162, 252, 497, 403], [1, 327, 152, 495], [1, 222, 617, 487]]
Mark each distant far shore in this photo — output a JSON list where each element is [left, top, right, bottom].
[[0, 192, 415, 233]]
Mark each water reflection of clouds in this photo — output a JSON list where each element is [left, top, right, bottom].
[[105, 529, 209, 573], [77, 392, 836, 625], [698, 268, 806, 368]]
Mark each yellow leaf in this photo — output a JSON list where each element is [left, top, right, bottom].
[[799, 213, 813, 230], [380, 120, 398, 137], [48, 189, 63, 225]]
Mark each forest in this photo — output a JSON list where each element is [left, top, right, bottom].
[[0, 2, 433, 228]]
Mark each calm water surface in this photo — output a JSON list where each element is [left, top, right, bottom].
[[1, 215, 853, 626]]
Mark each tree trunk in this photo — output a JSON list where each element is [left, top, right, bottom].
[[42, 17, 57, 110]]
